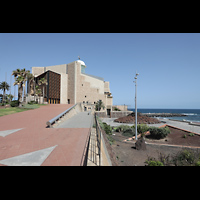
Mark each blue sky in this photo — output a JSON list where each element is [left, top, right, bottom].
[[0, 33, 200, 109]]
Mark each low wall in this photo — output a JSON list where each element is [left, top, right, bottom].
[[95, 111, 107, 118], [110, 111, 132, 118], [53, 103, 82, 127], [95, 111, 133, 118]]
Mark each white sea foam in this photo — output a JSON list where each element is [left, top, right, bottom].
[[184, 113, 197, 115]]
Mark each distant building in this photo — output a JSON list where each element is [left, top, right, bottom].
[[31, 59, 113, 113]]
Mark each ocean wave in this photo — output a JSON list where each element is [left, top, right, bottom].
[[182, 113, 197, 116]]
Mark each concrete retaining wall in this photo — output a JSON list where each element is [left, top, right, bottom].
[[95, 111, 107, 118], [110, 111, 132, 118], [53, 103, 83, 127]]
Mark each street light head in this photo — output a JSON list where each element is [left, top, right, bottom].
[[136, 73, 139, 76]]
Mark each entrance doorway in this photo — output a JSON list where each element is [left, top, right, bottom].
[[107, 109, 111, 117]]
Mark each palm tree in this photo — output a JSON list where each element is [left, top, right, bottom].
[[35, 85, 42, 104], [95, 100, 105, 111], [38, 77, 48, 104], [13, 75, 24, 107], [20, 68, 30, 103], [0, 81, 10, 104], [7, 94, 14, 102], [12, 68, 31, 106], [27, 72, 34, 96], [12, 69, 23, 107]]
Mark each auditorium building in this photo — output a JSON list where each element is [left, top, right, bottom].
[[31, 59, 113, 113]]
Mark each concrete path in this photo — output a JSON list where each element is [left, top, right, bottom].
[[101, 118, 133, 127], [0, 104, 90, 166], [159, 118, 200, 134], [56, 111, 93, 128]]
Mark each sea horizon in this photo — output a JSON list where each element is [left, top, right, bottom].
[[128, 108, 200, 110], [127, 108, 200, 123]]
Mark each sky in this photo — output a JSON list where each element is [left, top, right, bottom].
[[0, 33, 200, 109]]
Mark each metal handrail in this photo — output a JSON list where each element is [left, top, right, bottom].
[[46, 104, 77, 127], [95, 113, 101, 166]]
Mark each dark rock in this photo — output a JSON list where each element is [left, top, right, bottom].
[[114, 113, 161, 124], [135, 137, 146, 150], [142, 113, 186, 117]]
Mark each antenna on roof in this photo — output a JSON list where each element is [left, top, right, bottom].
[[78, 56, 80, 60]]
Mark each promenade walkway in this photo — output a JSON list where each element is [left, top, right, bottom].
[[160, 118, 200, 134], [0, 104, 90, 166], [56, 111, 93, 128]]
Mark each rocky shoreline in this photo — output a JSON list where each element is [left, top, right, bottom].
[[141, 113, 186, 117]]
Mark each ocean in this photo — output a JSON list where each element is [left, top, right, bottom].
[[128, 108, 200, 123]]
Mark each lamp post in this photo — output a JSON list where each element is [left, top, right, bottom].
[[134, 72, 139, 140]]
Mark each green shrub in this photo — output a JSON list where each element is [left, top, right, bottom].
[[102, 122, 112, 135], [145, 149, 200, 166], [28, 100, 37, 105], [148, 126, 170, 139], [131, 124, 149, 134], [115, 125, 130, 133], [172, 149, 198, 166], [10, 100, 19, 107], [115, 124, 149, 137], [122, 128, 136, 137], [107, 135, 115, 145], [145, 158, 164, 166], [195, 161, 200, 166], [137, 124, 149, 134]]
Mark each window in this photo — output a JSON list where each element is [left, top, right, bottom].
[[85, 95, 87, 98], [81, 65, 85, 73]]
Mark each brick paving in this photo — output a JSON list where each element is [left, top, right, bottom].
[[0, 104, 90, 166]]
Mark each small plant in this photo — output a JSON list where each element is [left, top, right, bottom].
[[145, 149, 200, 166], [10, 100, 19, 107], [148, 126, 170, 139], [183, 134, 187, 138], [172, 149, 200, 166], [137, 124, 149, 134], [107, 135, 114, 145], [189, 133, 194, 137], [195, 161, 200, 166], [28, 100, 37, 105], [102, 122, 112, 135], [115, 125, 130, 133], [122, 128, 135, 137], [145, 157, 164, 166]]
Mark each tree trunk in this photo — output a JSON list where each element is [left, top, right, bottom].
[[43, 86, 44, 104], [34, 80, 36, 102], [18, 84, 23, 107], [23, 82, 26, 103], [3, 89, 5, 103]]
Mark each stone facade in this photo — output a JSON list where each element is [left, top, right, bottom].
[[32, 60, 113, 112]]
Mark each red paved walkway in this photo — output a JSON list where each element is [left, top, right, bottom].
[[0, 104, 90, 166]]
